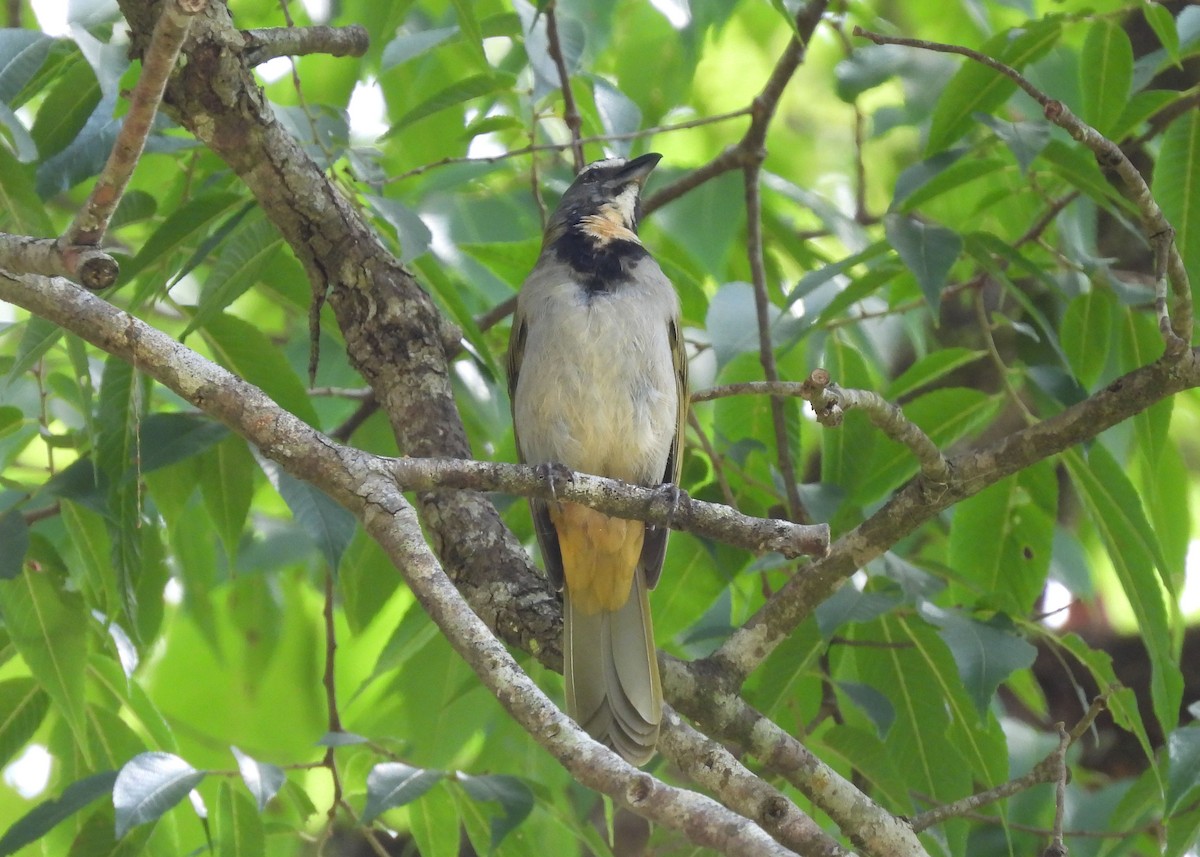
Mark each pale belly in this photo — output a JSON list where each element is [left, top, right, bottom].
[[514, 284, 677, 486]]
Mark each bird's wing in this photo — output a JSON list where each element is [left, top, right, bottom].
[[508, 294, 566, 589]]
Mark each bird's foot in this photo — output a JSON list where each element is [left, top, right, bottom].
[[653, 483, 688, 528], [535, 461, 575, 502]]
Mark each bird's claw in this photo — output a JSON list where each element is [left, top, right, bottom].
[[535, 461, 575, 502], [653, 483, 688, 528]]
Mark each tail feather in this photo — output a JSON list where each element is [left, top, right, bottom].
[[564, 573, 662, 765]]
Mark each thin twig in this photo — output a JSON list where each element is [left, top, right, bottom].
[[744, 161, 808, 523], [67, 0, 207, 247], [853, 25, 1193, 351], [386, 108, 754, 185], [321, 569, 343, 826], [544, 3, 584, 172], [687, 409, 737, 508], [241, 24, 369, 66]]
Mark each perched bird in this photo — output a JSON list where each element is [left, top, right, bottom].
[[508, 153, 688, 765]]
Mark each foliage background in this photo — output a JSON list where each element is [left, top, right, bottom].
[[0, 0, 1198, 854]]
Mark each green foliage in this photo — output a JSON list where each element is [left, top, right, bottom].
[[0, 0, 1199, 855]]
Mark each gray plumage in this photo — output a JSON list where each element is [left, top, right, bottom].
[[508, 154, 687, 764]]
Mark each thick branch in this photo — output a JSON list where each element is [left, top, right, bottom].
[[67, 0, 206, 246], [241, 24, 369, 66], [0, 233, 118, 290]]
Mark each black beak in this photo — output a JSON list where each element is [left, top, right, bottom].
[[617, 152, 663, 188]]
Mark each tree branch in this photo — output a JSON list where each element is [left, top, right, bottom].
[[0, 233, 118, 290], [67, 0, 207, 247], [241, 24, 369, 66], [543, 3, 584, 172]]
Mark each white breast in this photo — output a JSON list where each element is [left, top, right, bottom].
[[514, 263, 679, 485]]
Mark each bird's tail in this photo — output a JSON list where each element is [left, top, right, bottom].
[[563, 570, 662, 765]]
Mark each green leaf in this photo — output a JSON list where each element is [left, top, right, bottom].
[[0, 770, 117, 857], [6, 315, 62, 384], [409, 782, 460, 857], [1167, 724, 1200, 813], [0, 677, 49, 769], [381, 26, 458, 69], [182, 213, 284, 337], [886, 348, 986, 400], [0, 30, 53, 103], [122, 191, 244, 284], [198, 437, 255, 564], [258, 458, 356, 570], [1060, 289, 1117, 390], [919, 604, 1037, 716], [0, 508, 28, 580], [215, 780, 265, 857], [365, 194, 432, 263], [126, 413, 229, 479], [926, 20, 1061, 154], [449, 0, 485, 64], [199, 313, 320, 427], [820, 725, 910, 812], [1152, 110, 1200, 308], [1064, 446, 1181, 740], [391, 73, 514, 131], [112, 751, 205, 838], [1080, 20, 1134, 136], [882, 213, 962, 313], [0, 568, 90, 748], [1142, 1, 1181, 68], [362, 762, 446, 823], [29, 53, 100, 160], [456, 773, 534, 851], [948, 462, 1056, 614], [230, 746, 285, 812], [0, 145, 54, 234]]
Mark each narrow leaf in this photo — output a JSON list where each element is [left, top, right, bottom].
[[257, 458, 356, 570], [198, 437, 255, 563], [0, 509, 28, 580], [926, 20, 1061, 154], [0, 770, 117, 857], [1080, 20, 1134, 136], [0, 569, 89, 746], [381, 26, 458, 69], [1064, 446, 1181, 740], [113, 751, 205, 838], [1060, 289, 1117, 390], [391, 73, 514, 131], [362, 763, 445, 823], [182, 214, 283, 337], [215, 780, 265, 857], [0, 678, 49, 769], [1152, 110, 1200, 307]]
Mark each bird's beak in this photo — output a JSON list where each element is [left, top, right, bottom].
[[617, 152, 663, 188]]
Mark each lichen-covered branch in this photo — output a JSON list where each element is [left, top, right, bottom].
[[241, 24, 369, 66]]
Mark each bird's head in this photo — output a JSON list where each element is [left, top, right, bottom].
[[545, 153, 662, 248]]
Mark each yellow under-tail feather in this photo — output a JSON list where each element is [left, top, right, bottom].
[[550, 502, 645, 614]]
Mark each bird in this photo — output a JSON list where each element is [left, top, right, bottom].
[[507, 153, 688, 765]]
